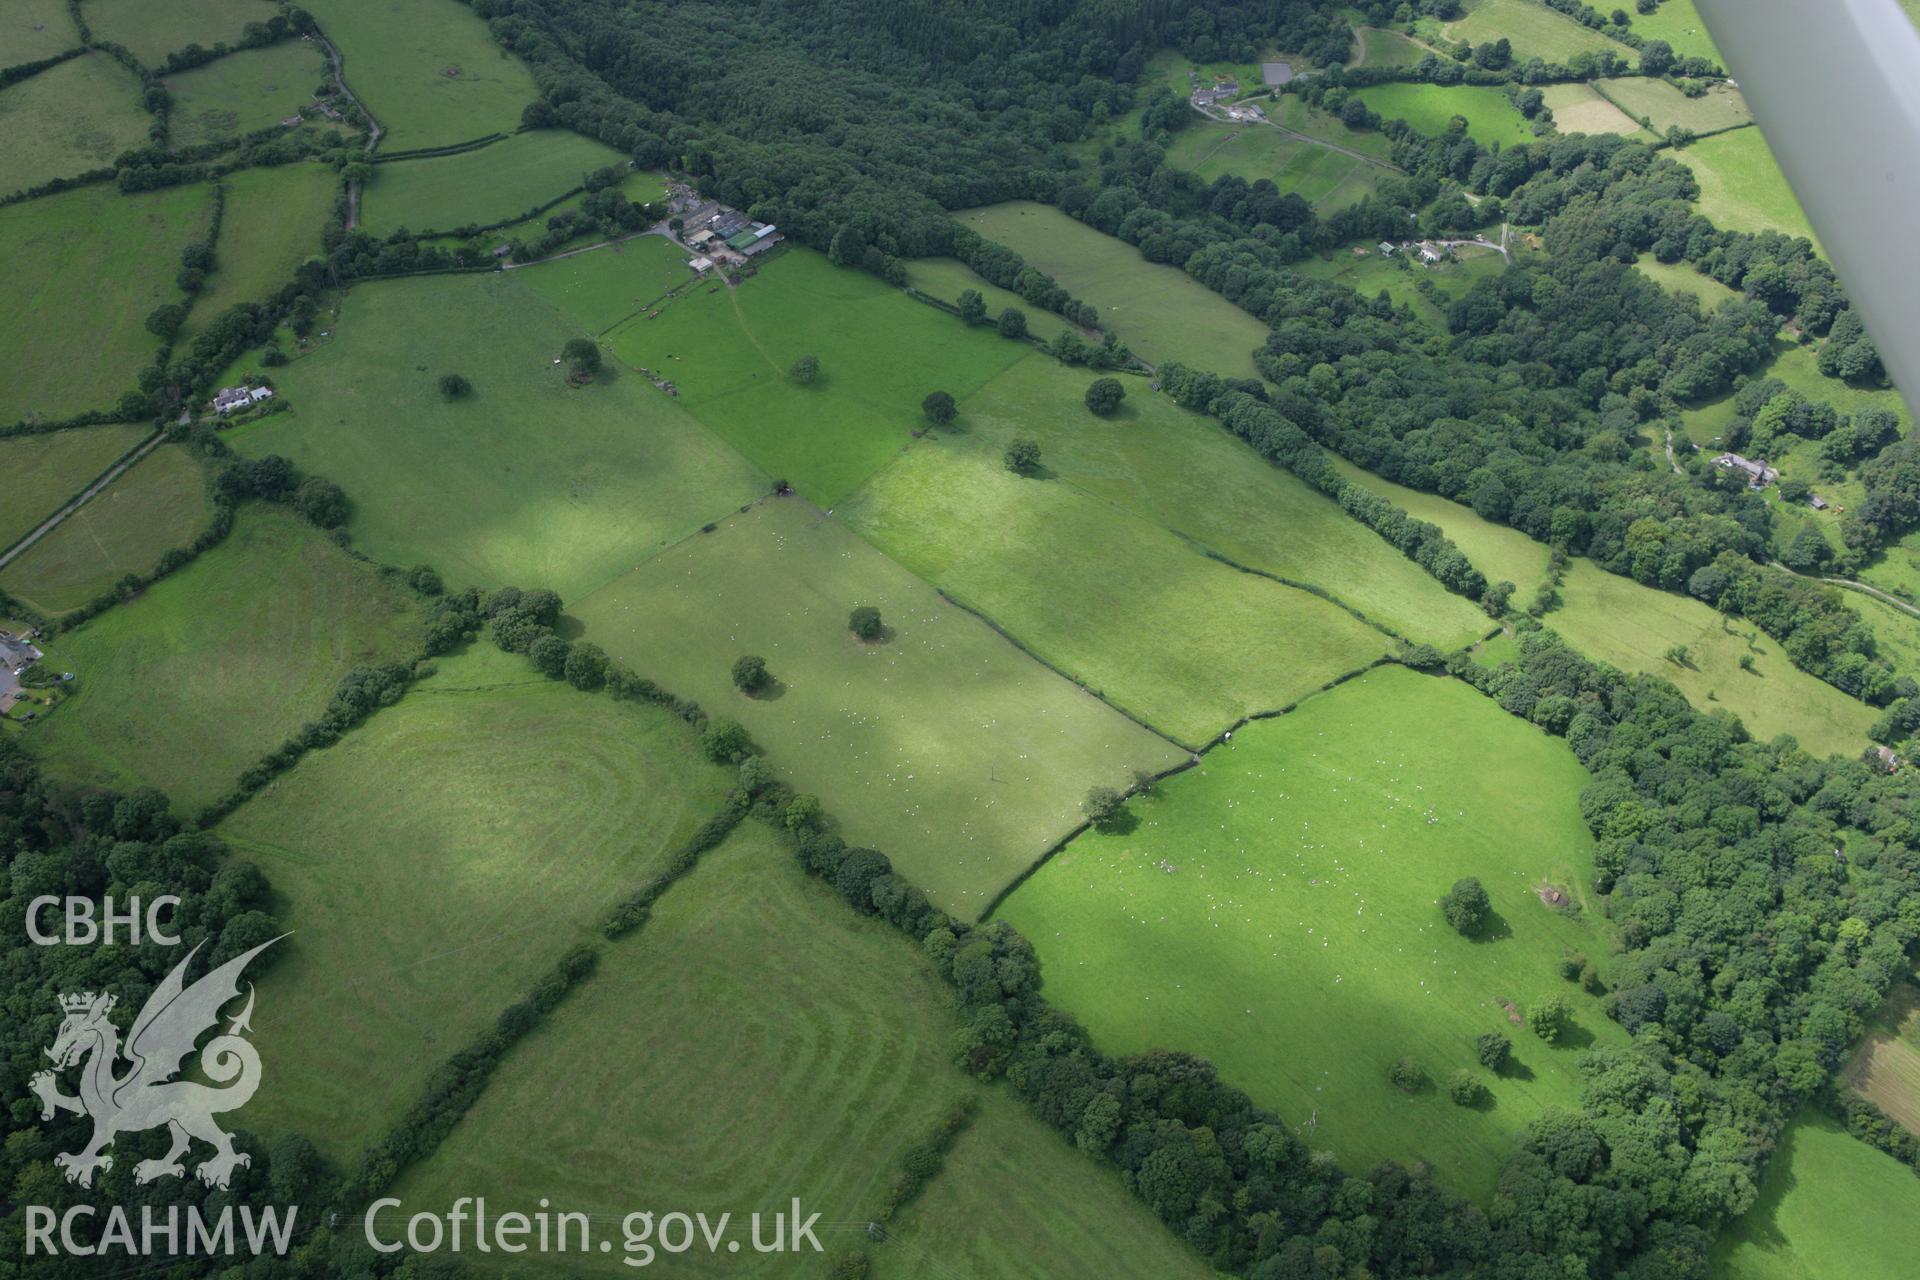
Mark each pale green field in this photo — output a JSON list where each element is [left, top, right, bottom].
[[0, 424, 150, 551], [902, 256, 1076, 344], [298, 0, 539, 149], [1296, 245, 1508, 326], [234, 271, 769, 599], [1841, 981, 1920, 1137], [0, 443, 212, 615], [27, 507, 421, 812], [1677, 127, 1821, 249], [0, 51, 151, 196], [222, 644, 734, 1156], [1550, 559, 1877, 758], [181, 162, 337, 344], [1595, 77, 1751, 135], [998, 667, 1626, 1199], [1165, 120, 1387, 210], [1540, 82, 1644, 137], [955, 201, 1275, 381], [1353, 82, 1537, 147], [1628, 0, 1724, 64], [1446, 0, 1630, 63], [1350, 25, 1431, 69], [1330, 456, 1553, 591], [361, 130, 627, 236], [1, 0, 78, 63], [163, 40, 338, 147], [513, 230, 697, 331], [1634, 257, 1739, 308], [573, 497, 1185, 914], [1713, 1113, 1920, 1280], [390, 822, 965, 1276], [86, 0, 279, 64], [842, 401, 1391, 749]]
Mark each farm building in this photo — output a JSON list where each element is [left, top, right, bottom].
[[212, 385, 275, 415], [1192, 79, 1239, 107], [689, 255, 714, 272], [1809, 493, 1830, 510], [725, 224, 782, 256], [1712, 452, 1778, 487]]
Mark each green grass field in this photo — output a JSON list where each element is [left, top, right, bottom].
[[1841, 981, 1920, 1137], [925, 355, 1487, 647], [0, 443, 211, 614], [1593, 77, 1751, 135], [1165, 120, 1387, 210], [1843, 592, 1920, 681], [26, 507, 422, 811], [85, 0, 279, 64], [875, 1089, 1219, 1280], [220, 644, 734, 1157], [1330, 456, 1553, 591], [391, 820, 965, 1276], [1445, 0, 1630, 64], [841, 402, 1391, 749], [1539, 82, 1644, 137], [1262, 93, 1400, 161], [1349, 25, 1431, 69], [1353, 82, 1536, 147], [513, 230, 696, 331], [2, 0, 78, 62], [1712, 1113, 1920, 1280], [1626, 0, 1723, 65], [0, 51, 152, 196], [1550, 559, 1877, 758], [1681, 339, 1909, 457], [1676, 127, 1820, 248], [1633, 257, 1739, 308], [0, 424, 150, 551], [996, 667, 1626, 1198], [1296, 245, 1508, 326], [902, 257, 1076, 344], [362, 130, 627, 236], [423, 167, 668, 255], [180, 162, 337, 343], [0, 181, 215, 423], [598, 248, 1030, 505], [298, 0, 539, 149], [233, 271, 768, 599], [572, 497, 1185, 914], [955, 202, 1276, 381], [163, 40, 339, 147]]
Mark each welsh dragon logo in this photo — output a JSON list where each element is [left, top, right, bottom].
[[30, 937, 284, 1190]]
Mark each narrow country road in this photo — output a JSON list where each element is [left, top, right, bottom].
[[1663, 426, 1685, 475], [1769, 559, 1920, 620], [0, 431, 163, 572], [317, 32, 382, 229]]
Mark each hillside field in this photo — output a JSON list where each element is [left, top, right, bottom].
[[1539, 83, 1644, 137], [1444, 0, 1629, 64], [514, 231, 698, 332], [85, 0, 279, 64], [996, 667, 1627, 1198], [600, 247, 1030, 505], [902, 257, 1076, 345], [1349, 25, 1430, 69], [1330, 456, 1553, 591], [1676, 127, 1821, 249], [843, 406, 1392, 748], [956, 201, 1275, 381], [1267, 93, 1397, 160], [1633, 257, 1739, 308], [298, 0, 539, 149], [234, 271, 769, 599], [874, 1089, 1218, 1280], [361, 130, 628, 236], [0, 424, 150, 552], [3, 0, 77, 61], [1164, 120, 1387, 210], [1295, 245, 1507, 325], [1712, 1113, 1920, 1280], [181, 162, 338, 344], [1841, 980, 1920, 1136], [164, 40, 340, 147], [1548, 560, 1879, 759], [0, 443, 211, 615], [1594, 77, 1752, 135], [25, 507, 421, 812], [0, 52, 152, 197], [1352, 82, 1536, 147], [220, 645, 734, 1156], [572, 497, 1185, 914], [0, 181, 215, 423], [1625, 0, 1723, 64]]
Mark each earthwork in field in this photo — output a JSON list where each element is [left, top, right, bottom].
[[26, 507, 423, 812], [996, 666, 1627, 1197], [572, 497, 1185, 915], [0, 51, 152, 196], [221, 644, 735, 1156]]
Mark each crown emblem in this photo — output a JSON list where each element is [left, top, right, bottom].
[[59, 991, 113, 1015]]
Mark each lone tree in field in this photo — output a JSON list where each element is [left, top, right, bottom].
[[997, 307, 1028, 339], [1004, 438, 1042, 476], [848, 606, 884, 641], [1388, 1057, 1424, 1091], [703, 716, 753, 763], [1447, 1070, 1487, 1107], [145, 302, 187, 340], [790, 354, 820, 384], [922, 391, 957, 426], [1440, 876, 1491, 935], [1475, 1032, 1511, 1071], [1530, 996, 1569, 1043], [1084, 377, 1126, 416], [1083, 786, 1126, 833], [732, 654, 770, 693], [957, 289, 987, 326], [438, 372, 473, 399], [562, 337, 601, 376]]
